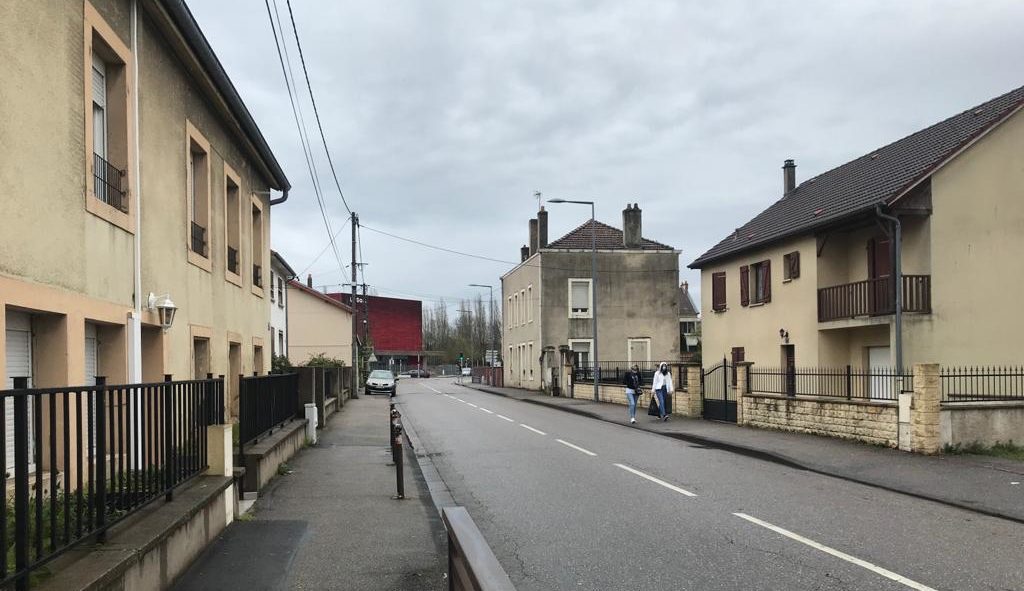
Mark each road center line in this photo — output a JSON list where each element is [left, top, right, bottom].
[[496, 414, 515, 422], [519, 424, 547, 435], [467, 403, 479, 408], [426, 386, 443, 394], [555, 439, 597, 456], [733, 513, 937, 591], [478, 408, 494, 414], [614, 464, 697, 497]]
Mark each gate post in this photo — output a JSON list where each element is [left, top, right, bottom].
[[680, 364, 703, 418], [735, 362, 753, 425]]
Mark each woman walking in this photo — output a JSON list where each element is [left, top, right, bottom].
[[651, 362, 674, 422], [622, 365, 643, 424]]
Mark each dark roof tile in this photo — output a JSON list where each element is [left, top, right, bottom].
[[546, 219, 674, 250]]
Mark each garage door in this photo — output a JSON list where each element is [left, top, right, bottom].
[[5, 311, 33, 472]]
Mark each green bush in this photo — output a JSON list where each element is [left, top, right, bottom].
[[271, 354, 294, 374], [303, 353, 347, 368]]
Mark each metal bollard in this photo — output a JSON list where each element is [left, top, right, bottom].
[[389, 404, 401, 465], [392, 423, 405, 499]]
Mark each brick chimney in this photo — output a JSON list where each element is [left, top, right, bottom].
[[622, 203, 642, 248], [529, 218, 539, 256], [680, 281, 689, 292], [521, 245, 530, 262], [783, 159, 796, 195], [306, 274, 313, 288], [537, 207, 548, 249]]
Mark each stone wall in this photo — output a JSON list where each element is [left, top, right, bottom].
[[742, 394, 899, 447], [941, 403, 1024, 447], [572, 382, 698, 417]]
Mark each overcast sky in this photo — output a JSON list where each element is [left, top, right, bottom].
[[190, 0, 1024, 312]]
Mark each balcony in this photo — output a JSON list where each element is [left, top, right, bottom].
[[253, 264, 263, 288], [227, 246, 240, 275], [191, 222, 207, 257], [93, 153, 128, 212], [818, 275, 931, 322]]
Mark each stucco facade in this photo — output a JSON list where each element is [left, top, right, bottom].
[[287, 282, 354, 367], [1, 1, 287, 412]]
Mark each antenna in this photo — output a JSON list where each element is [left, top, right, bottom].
[[534, 190, 542, 212]]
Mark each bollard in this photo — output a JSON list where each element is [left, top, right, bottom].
[[389, 404, 401, 465], [392, 423, 405, 499]]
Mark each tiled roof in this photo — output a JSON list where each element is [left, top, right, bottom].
[[678, 285, 698, 317], [288, 280, 354, 313], [691, 84, 1024, 268], [546, 219, 675, 250]]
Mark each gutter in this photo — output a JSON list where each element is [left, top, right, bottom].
[[269, 187, 288, 206]]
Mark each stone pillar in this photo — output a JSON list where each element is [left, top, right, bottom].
[[678, 364, 702, 418], [206, 424, 234, 478], [735, 362, 753, 425], [910, 363, 941, 454]]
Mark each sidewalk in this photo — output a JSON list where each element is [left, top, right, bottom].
[[465, 382, 1024, 523], [172, 395, 447, 590]]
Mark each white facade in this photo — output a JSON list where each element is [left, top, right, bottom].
[[269, 252, 293, 361]]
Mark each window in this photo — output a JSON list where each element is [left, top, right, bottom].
[[569, 279, 593, 318], [751, 261, 771, 304], [186, 121, 211, 271], [519, 290, 526, 325], [711, 272, 727, 312], [278, 330, 284, 356], [85, 2, 133, 229], [270, 271, 276, 302], [512, 293, 518, 327], [783, 252, 800, 281], [528, 343, 534, 380], [569, 339, 592, 368], [278, 276, 285, 307], [527, 285, 533, 323], [253, 345, 264, 375], [224, 164, 242, 282], [251, 197, 265, 295], [730, 346, 745, 386], [507, 297, 512, 329], [681, 321, 696, 334]]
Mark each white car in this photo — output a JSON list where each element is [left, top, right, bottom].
[[461, 367, 472, 376], [366, 370, 396, 395]]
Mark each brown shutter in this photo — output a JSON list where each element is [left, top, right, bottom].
[[739, 266, 749, 307], [712, 272, 726, 311], [792, 252, 800, 279], [764, 260, 772, 302]]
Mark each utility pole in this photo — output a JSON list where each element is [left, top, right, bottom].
[[351, 211, 359, 398], [361, 280, 370, 369]]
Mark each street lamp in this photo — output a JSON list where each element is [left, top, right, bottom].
[[547, 198, 599, 402], [468, 284, 495, 367]]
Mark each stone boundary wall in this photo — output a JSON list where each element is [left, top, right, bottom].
[[742, 393, 899, 447], [941, 402, 1024, 447], [572, 382, 699, 417]]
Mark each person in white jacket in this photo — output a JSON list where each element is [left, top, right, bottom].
[[651, 362, 674, 421]]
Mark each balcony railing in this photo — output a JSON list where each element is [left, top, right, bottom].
[[190, 222, 207, 257], [227, 246, 239, 275], [253, 264, 263, 288], [818, 275, 931, 322], [92, 153, 128, 212]]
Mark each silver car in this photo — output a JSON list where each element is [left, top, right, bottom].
[[366, 369, 396, 395]]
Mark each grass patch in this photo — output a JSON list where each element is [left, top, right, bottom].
[[276, 463, 292, 476], [944, 441, 1024, 461]]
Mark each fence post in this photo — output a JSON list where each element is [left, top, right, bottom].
[[13, 377, 29, 591], [909, 363, 941, 454], [684, 365, 702, 418], [735, 362, 751, 425], [845, 365, 852, 400], [164, 374, 174, 501]]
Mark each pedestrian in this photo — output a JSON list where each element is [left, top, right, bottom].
[[622, 364, 643, 424], [651, 362, 674, 422]]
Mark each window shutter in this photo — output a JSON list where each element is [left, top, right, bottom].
[[712, 272, 726, 311], [764, 260, 772, 302], [91, 53, 106, 107], [792, 252, 800, 279], [740, 266, 749, 307]]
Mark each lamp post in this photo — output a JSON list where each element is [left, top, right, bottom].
[[547, 198, 599, 402], [468, 284, 495, 370]]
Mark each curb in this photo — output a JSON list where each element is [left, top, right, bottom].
[[461, 383, 1024, 525], [394, 395, 457, 515]]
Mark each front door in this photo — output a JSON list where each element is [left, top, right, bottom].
[[868, 238, 893, 315], [868, 346, 892, 400]]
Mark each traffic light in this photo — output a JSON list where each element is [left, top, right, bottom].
[[459, 353, 464, 367]]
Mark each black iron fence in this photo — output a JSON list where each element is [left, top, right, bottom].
[[572, 361, 661, 385], [941, 366, 1024, 402], [0, 376, 223, 590], [190, 221, 207, 257], [92, 153, 128, 213], [239, 373, 299, 452], [747, 366, 911, 401]]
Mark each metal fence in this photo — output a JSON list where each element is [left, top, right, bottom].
[[572, 361, 661, 385], [239, 373, 299, 452], [747, 366, 911, 401], [0, 375, 223, 590], [941, 366, 1024, 402]]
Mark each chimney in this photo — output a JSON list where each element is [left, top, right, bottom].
[[306, 274, 313, 288], [521, 245, 530, 262], [783, 159, 796, 195], [680, 281, 689, 292], [622, 203, 642, 248], [537, 207, 548, 248], [529, 218, 539, 256]]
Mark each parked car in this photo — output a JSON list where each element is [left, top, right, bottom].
[[408, 369, 430, 378], [461, 367, 472, 376], [366, 370, 396, 395]]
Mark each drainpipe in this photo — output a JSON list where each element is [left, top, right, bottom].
[[875, 205, 902, 371], [128, 0, 143, 384], [269, 187, 289, 205]]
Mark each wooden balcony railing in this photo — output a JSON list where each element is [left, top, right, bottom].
[[818, 275, 931, 322]]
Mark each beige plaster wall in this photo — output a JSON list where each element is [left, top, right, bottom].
[[501, 254, 542, 389], [287, 286, 354, 366]]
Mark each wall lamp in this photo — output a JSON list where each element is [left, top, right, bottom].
[[147, 293, 178, 332]]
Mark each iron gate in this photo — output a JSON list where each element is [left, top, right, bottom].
[[701, 358, 737, 422]]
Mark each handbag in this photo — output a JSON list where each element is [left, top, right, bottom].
[[648, 394, 660, 417]]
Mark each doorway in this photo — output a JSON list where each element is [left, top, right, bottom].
[[193, 337, 210, 379], [868, 346, 892, 400], [253, 345, 264, 376], [228, 342, 241, 420], [868, 238, 893, 315]]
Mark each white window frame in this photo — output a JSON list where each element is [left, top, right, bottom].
[[527, 285, 533, 323], [568, 278, 593, 319], [568, 339, 594, 368], [507, 297, 512, 329], [519, 290, 526, 326], [627, 338, 652, 364], [528, 342, 534, 380]]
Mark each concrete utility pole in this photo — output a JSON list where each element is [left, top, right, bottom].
[[361, 280, 370, 369], [351, 211, 360, 398]]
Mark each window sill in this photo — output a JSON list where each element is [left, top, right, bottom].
[[569, 314, 593, 320], [251, 284, 265, 298], [782, 278, 793, 284], [187, 249, 212, 273], [748, 302, 767, 308], [712, 308, 728, 314], [85, 193, 134, 234], [225, 270, 242, 288]]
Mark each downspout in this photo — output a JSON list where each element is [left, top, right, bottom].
[[129, 0, 143, 383], [269, 187, 289, 205], [875, 205, 902, 371]]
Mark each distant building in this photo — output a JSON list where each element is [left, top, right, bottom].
[[678, 282, 700, 358], [502, 204, 680, 393], [287, 278, 354, 366], [269, 251, 295, 360], [330, 292, 426, 370]]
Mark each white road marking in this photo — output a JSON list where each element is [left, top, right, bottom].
[[519, 424, 547, 435], [426, 386, 443, 394], [478, 408, 494, 414], [733, 513, 937, 591], [496, 414, 515, 422], [467, 403, 479, 408], [555, 439, 597, 456], [614, 464, 697, 497]]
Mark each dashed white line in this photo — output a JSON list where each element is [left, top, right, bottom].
[[478, 408, 494, 414], [555, 439, 597, 456], [426, 386, 443, 394], [614, 464, 697, 497], [467, 403, 479, 408], [733, 513, 937, 591], [519, 424, 547, 435], [496, 414, 515, 422]]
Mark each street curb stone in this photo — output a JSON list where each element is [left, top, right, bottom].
[[395, 394, 458, 515]]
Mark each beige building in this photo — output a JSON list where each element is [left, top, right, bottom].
[[286, 279, 354, 367], [1, 1, 290, 419], [502, 205, 680, 393], [691, 84, 1024, 379]]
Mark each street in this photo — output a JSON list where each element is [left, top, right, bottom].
[[398, 378, 1024, 591]]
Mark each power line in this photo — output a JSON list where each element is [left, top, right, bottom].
[[284, 0, 353, 215], [296, 216, 351, 278]]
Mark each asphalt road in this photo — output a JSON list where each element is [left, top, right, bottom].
[[397, 378, 1024, 591]]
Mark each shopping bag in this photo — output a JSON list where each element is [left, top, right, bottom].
[[648, 395, 660, 416]]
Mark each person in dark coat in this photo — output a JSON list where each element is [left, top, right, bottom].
[[622, 365, 643, 424]]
